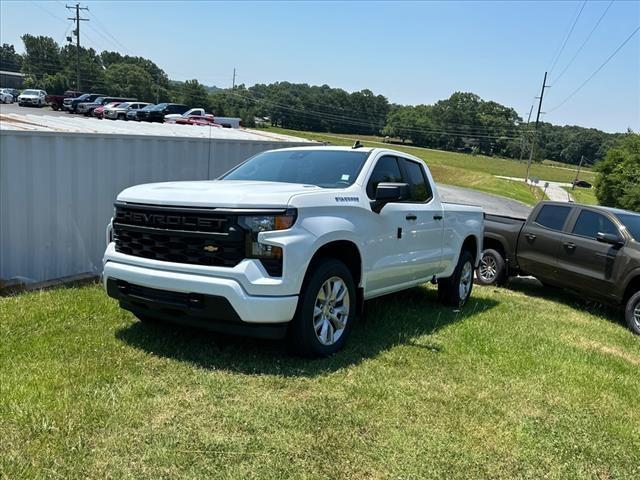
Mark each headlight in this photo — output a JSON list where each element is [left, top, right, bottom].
[[238, 210, 296, 273]]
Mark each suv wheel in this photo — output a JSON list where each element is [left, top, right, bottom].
[[625, 291, 640, 335], [288, 259, 356, 358], [476, 249, 506, 286], [438, 250, 475, 308]]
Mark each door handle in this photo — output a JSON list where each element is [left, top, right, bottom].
[[525, 233, 536, 240], [405, 214, 417, 221], [433, 215, 443, 220], [563, 242, 576, 250]]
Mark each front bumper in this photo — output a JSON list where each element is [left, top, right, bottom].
[[103, 260, 298, 334]]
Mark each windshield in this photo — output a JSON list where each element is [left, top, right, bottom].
[[151, 103, 168, 111], [22, 90, 40, 95], [93, 97, 105, 103], [616, 213, 640, 241], [140, 104, 155, 111], [75, 94, 90, 101], [222, 149, 369, 188], [116, 102, 130, 109]]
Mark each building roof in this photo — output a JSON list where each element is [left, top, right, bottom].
[[0, 112, 313, 143], [0, 70, 25, 77]]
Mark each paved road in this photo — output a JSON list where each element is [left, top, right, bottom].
[[0, 102, 70, 117], [497, 175, 573, 202], [438, 184, 532, 218]]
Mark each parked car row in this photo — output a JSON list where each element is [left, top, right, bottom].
[[7, 87, 241, 127]]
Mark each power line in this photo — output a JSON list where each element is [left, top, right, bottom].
[[548, 0, 588, 74], [553, 0, 615, 85], [547, 25, 640, 113]]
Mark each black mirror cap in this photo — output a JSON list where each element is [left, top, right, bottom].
[[596, 232, 624, 247], [372, 183, 409, 213]]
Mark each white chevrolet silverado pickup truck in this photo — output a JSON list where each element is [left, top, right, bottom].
[[103, 145, 484, 356]]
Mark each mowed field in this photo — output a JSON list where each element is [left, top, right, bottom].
[[1, 282, 638, 479], [269, 128, 597, 206]]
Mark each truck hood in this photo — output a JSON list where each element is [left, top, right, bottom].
[[117, 180, 322, 209]]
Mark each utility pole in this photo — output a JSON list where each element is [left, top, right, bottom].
[[232, 68, 236, 89], [572, 155, 585, 190], [525, 71, 549, 182], [518, 104, 535, 163], [66, 3, 89, 91]]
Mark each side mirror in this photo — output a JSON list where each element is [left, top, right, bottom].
[[596, 232, 623, 247], [372, 182, 408, 213]]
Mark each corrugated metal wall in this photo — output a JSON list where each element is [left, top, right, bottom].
[[0, 130, 309, 284]]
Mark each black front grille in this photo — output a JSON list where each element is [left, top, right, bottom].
[[113, 203, 246, 268]]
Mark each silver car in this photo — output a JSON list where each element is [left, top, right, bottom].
[[104, 102, 151, 120]]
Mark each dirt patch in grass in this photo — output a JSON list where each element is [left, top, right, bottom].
[[566, 335, 640, 366]]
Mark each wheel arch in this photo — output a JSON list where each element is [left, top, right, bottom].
[[303, 239, 364, 314], [623, 274, 640, 305]]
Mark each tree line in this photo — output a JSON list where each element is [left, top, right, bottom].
[[0, 35, 629, 169]]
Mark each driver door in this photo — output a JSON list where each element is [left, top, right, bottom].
[[363, 155, 417, 295]]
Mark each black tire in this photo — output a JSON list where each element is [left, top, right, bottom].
[[624, 291, 640, 335], [476, 248, 506, 286], [438, 250, 475, 308], [288, 259, 356, 358], [118, 113, 125, 120]]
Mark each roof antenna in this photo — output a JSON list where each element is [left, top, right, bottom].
[[352, 140, 363, 149]]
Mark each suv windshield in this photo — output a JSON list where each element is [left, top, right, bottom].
[[23, 90, 40, 95], [151, 103, 168, 111], [616, 213, 640, 241], [93, 97, 105, 104], [140, 104, 155, 111], [222, 149, 369, 188]]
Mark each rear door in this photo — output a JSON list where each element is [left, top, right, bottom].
[[558, 208, 625, 300], [397, 157, 443, 281], [516, 204, 573, 283]]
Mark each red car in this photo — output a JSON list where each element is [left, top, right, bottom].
[[92, 102, 121, 119], [173, 115, 221, 126]]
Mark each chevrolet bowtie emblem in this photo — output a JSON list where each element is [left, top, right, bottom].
[[203, 245, 218, 252]]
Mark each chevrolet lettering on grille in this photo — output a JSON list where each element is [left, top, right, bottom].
[[116, 210, 227, 230]]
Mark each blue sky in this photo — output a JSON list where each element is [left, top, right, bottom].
[[1, 0, 638, 133]]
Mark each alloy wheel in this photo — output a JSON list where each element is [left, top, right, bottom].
[[313, 276, 350, 346], [459, 261, 473, 301], [478, 254, 497, 282]]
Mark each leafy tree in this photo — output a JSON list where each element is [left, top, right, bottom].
[[0, 43, 22, 72], [103, 63, 155, 101], [20, 34, 60, 79], [595, 132, 640, 211], [176, 79, 210, 110]]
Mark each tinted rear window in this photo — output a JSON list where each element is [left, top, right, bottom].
[[572, 210, 619, 239], [535, 205, 572, 231], [616, 213, 640, 241]]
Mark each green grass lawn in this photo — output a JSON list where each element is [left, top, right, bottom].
[[269, 127, 596, 184], [564, 186, 599, 205], [2, 282, 638, 479]]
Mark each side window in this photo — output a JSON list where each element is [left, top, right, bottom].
[[534, 205, 572, 231], [401, 159, 432, 202], [366, 156, 403, 198], [572, 210, 619, 239]]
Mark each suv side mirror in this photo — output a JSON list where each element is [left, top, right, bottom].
[[372, 182, 409, 213], [596, 232, 623, 247]]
